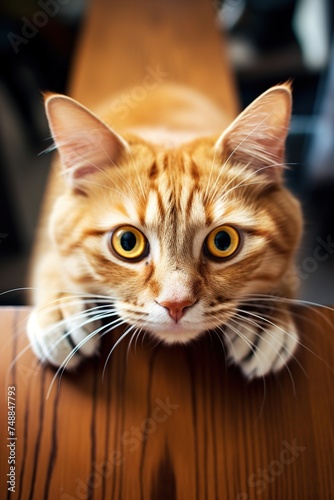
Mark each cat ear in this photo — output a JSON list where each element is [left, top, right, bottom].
[[45, 94, 129, 187], [215, 84, 292, 181]]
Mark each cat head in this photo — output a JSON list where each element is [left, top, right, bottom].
[[44, 84, 302, 344]]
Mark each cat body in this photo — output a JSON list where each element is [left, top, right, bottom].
[[28, 82, 302, 379]]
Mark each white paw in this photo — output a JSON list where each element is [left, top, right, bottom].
[[224, 314, 299, 379], [27, 307, 102, 369]]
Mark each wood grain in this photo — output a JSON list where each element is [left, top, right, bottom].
[[1, 306, 334, 499]]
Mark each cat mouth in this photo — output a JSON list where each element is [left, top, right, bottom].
[[118, 302, 232, 344]]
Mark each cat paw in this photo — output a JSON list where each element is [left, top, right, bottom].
[[27, 301, 102, 369], [224, 313, 299, 379]]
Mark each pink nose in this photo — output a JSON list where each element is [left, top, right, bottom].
[[159, 299, 194, 323]]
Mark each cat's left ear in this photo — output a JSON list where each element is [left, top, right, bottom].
[[45, 94, 129, 187], [215, 84, 292, 181]]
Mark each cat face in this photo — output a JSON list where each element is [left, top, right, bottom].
[[46, 85, 302, 345]]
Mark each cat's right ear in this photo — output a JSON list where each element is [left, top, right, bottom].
[[214, 84, 292, 182], [44, 94, 129, 188]]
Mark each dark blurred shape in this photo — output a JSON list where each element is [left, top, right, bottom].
[[0, 0, 85, 304], [232, 0, 298, 52], [306, 41, 334, 240]]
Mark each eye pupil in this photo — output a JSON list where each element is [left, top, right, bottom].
[[111, 225, 148, 261], [120, 231, 137, 252], [204, 225, 240, 259], [214, 231, 231, 251]]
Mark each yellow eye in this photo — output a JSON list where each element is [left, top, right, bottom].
[[111, 226, 148, 261], [204, 225, 240, 259]]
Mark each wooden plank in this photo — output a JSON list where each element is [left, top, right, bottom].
[[0, 306, 334, 498], [70, 0, 238, 115]]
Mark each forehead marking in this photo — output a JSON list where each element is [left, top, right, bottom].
[[145, 189, 160, 226]]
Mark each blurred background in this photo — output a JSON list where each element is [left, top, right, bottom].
[[0, 0, 333, 305]]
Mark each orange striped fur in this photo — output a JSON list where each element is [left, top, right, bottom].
[[28, 83, 303, 378]]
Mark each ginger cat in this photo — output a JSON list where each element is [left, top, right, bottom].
[[27, 82, 302, 379]]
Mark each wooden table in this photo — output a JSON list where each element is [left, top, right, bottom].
[[2, 0, 334, 498], [1, 306, 334, 499]]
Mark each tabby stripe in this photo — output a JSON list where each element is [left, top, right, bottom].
[[155, 188, 166, 220], [148, 161, 158, 180], [250, 273, 282, 284], [177, 152, 185, 174], [267, 238, 292, 255], [190, 161, 200, 183], [88, 253, 137, 279], [243, 227, 272, 238], [245, 228, 291, 255], [241, 327, 262, 363], [162, 154, 169, 171], [66, 331, 78, 351], [185, 188, 195, 218], [137, 198, 146, 227], [227, 255, 261, 275], [143, 262, 155, 286], [82, 228, 107, 237], [273, 337, 288, 369], [205, 206, 213, 227]]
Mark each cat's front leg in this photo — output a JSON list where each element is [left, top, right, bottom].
[[223, 303, 299, 379], [27, 293, 102, 369]]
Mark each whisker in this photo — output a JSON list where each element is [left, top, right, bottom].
[[47, 309, 119, 354], [127, 327, 143, 361], [240, 295, 334, 331], [219, 319, 267, 392], [46, 317, 127, 399], [234, 307, 334, 375], [127, 147, 146, 199], [230, 313, 300, 390], [102, 325, 135, 380], [204, 140, 219, 201]]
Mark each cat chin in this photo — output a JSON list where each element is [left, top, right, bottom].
[[148, 327, 204, 345]]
